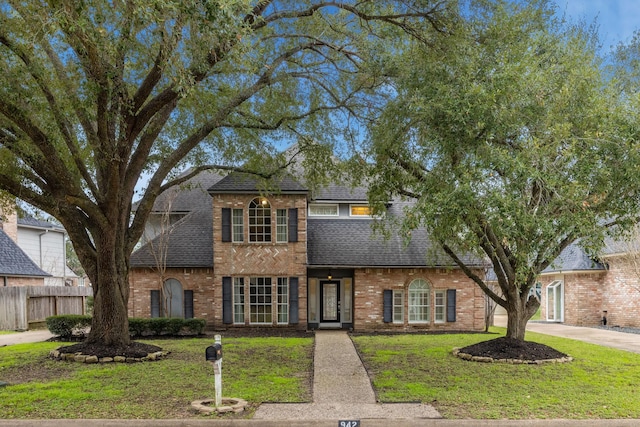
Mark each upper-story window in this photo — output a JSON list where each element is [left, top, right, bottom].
[[249, 197, 271, 242], [232, 209, 244, 242], [309, 203, 338, 217], [276, 209, 288, 243], [350, 204, 372, 217]]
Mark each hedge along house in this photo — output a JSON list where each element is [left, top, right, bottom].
[[129, 169, 488, 331]]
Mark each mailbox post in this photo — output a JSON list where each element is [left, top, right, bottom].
[[205, 334, 223, 408]]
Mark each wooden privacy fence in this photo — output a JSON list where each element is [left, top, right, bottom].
[[0, 286, 93, 330]]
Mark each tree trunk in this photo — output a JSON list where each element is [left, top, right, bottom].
[[85, 233, 131, 347], [504, 293, 540, 341]]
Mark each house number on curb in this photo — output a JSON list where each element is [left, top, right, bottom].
[[339, 421, 360, 427]]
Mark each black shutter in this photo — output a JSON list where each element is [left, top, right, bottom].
[[383, 289, 393, 323], [289, 277, 299, 324], [288, 208, 298, 242], [447, 289, 456, 322], [221, 208, 231, 242], [150, 290, 160, 318], [184, 290, 194, 319], [222, 277, 233, 324]]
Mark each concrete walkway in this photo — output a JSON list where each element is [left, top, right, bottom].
[[0, 329, 53, 347], [494, 314, 640, 354], [253, 330, 441, 421]]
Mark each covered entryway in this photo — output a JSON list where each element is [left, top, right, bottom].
[[307, 269, 353, 329]]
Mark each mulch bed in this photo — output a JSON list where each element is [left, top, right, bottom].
[[458, 337, 568, 361], [56, 341, 163, 359]]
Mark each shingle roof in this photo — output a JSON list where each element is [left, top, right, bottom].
[[307, 218, 486, 268], [208, 172, 307, 194], [542, 242, 605, 273], [0, 229, 50, 277], [130, 208, 213, 268], [145, 169, 223, 213], [312, 181, 369, 202], [18, 216, 65, 231]]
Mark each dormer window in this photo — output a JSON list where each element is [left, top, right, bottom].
[[249, 197, 271, 242], [309, 203, 338, 216], [350, 204, 372, 217]]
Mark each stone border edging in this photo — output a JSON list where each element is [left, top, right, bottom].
[[48, 349, 169, 363], [452, 348, 573, 364], [191, 398, 248, 414]]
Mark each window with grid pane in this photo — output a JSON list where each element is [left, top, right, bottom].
[[408, 279, 430, 323], [434, 290, 445, 323], [392, 290, 404, 323], [249, 198, 271, 242], [232, 209, 243, 242], [233, 277, 245, 324], [276, 209, 287, 243], [250, 277, 272, 324], [277, 277, 288, 324]]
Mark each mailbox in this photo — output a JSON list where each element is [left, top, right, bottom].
[[206, 343, 222, 361]]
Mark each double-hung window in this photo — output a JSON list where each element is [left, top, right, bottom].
[[392, 290, 404, 323], [250, 277, 272, 323], [233, 277, 245, 324], [277, 277, 288, 324], [276, 209, 287, 243], [434, 290, 446, 323], [232, 209, 244, 242], [408, 279, 430, 323]]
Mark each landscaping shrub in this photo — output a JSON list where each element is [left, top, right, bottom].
[[46, 315, 92, 338], [47, 315, 206, 338]]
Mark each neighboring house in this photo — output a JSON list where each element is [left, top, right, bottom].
[[0, 225, 50, 287], [129, 170, 487, 331], [16, 216, 80, 287], [1, 205, 81, 287]]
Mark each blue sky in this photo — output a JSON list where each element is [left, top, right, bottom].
[[557, 0, 640, 50]]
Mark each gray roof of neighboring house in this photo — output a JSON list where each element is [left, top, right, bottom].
[[208, 172, 307, 194], [542, 242, 605, 273], [130, 208, 213, 268], [0, 229, 51, 277], [18, 216, 65, 232]]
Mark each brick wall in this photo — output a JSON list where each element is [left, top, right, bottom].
[[212, 193, 308, 329], [0, 207, 18, 243], [601, 256, 640, 327], [129, 267, 214, 320], [539, 273, 606, 327], [4, 277, 45, 287], [353, 267, 486, 331]]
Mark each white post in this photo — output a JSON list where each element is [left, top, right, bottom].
[[213, 334, 222, 408]]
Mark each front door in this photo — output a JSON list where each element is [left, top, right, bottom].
[[320, 281, 340, 323]]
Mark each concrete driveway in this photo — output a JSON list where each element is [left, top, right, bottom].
[[0, 329, 54, 347], [494, 314, 640, 354]]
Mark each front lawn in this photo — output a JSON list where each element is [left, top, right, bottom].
[[352, 328, 640, 419], [0, 336, 313, 419]]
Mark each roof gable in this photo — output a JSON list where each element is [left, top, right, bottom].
[[0, 229, 50, 277], [208, 172, 307, 194]]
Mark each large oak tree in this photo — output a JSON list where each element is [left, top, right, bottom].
[[365, 0, 640, 340], [0, 0, 449, 348]]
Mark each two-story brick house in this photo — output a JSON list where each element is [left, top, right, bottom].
[[129, 170, 488, 331]]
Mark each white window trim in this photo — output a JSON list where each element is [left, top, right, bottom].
[[249, 277, 273, 325], [232, 208, 244, 243], [276, 209, 288, 243], [408, 279, 430, 324], [233, 277, 245, 325], [308, 203, 339, 217], [277, 277, 289, 324], [434, 290, 446, 324], [349, 204, 373, 218], [392, 289, 404, 324]]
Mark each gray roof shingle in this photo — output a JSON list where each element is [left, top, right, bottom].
[[307, 218, 485, 268], [542, 242, 605, 273], [0, 230, 50, 277], [130, 208, 213, 268], [208, 172, 307, 194], [18, 216, 65, 231]]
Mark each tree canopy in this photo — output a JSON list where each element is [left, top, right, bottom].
[[0, 0, 449, 347], [365, 0, 640, 340]]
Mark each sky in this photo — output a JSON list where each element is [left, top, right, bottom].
[[557, 0, 640, 51]]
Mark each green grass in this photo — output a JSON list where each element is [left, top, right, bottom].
[[0, 336, 313, 419], [352, 327, 640, 419], [0, 330, 17, 335]]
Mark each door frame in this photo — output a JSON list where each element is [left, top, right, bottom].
[[320, 280, 341, 323]]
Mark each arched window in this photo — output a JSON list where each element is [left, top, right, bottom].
[[163, 278, 183, 318], [408, 279, 430, 323], [249, 197, 272, 242]]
